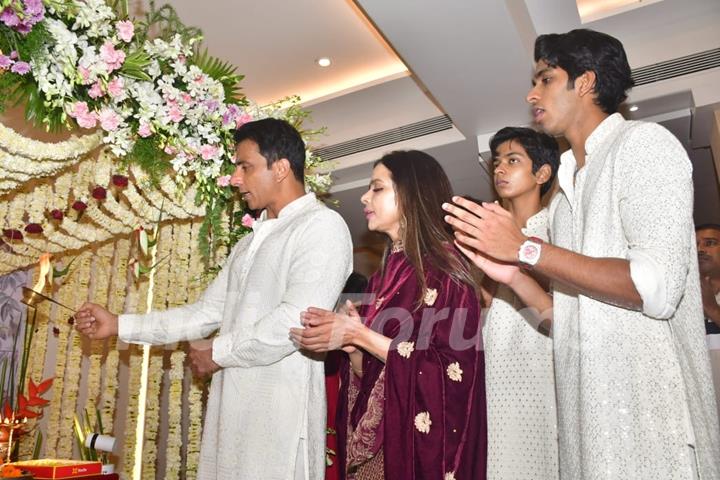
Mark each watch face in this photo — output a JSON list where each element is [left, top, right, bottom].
[[522, 244, 539, 258]]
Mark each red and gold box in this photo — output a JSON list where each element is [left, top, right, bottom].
[[8, 460, 102, 479]]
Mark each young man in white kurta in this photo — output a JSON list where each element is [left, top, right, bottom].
[[444, 29, 720, 479], [120, 192, 352, 479]]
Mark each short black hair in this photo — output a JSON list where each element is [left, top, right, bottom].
[[696, 223, 720, 233], [534, 29, 634, 114], [233, 118, 306, 183], [490, 126, 560, 196]]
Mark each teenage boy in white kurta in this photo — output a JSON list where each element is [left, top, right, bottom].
[[76, 119, 353, 480], [444, 29, 720, 479]]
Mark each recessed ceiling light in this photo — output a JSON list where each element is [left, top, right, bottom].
[[316, 57, 331, 67], [629, 105, 639, 112]]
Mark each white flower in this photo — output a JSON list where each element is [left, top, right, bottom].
[[423, 288, 438, 306], [414, 411, 432, 434], [444, 472, 456, 480], [446, 362, 463, 382], [397, 341, 415, 359]]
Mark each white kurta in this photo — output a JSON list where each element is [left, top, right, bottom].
[[484, 209, 558, 480], [119, 193, 353, 480], [548, 113, 720, 479]]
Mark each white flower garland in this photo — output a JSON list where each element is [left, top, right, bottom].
[[44, 259, 81, 456], [22, 234, 66, 254], [85, 203, 128, 235], [130, 165, 191, 220], [102, 193, 147, 228], [122, 183, 161, 222], [0, 123, 102, 161], [164, 350, 185, 479], [57, 251, 92, 458]]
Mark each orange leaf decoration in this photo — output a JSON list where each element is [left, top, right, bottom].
[[37, 377, 54, 394], [18, 394, 28, 410], [27, 396, 49, 407], [28, 378, 38, 398], [3, 400, 13, 420]]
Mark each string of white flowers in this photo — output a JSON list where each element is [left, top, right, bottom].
[[164, 349, 186, 480], [51, 169, 73, 212], [121, 275, 147, 478], [57, 251, 92, 458], [59, 216, 103, 243], [132, 232, 159, 480], [85, 203, 128, 236], [0, 151, 68, 176], [44, 222, 86, 250], [102, 194, 147, 229], [23, 235, 67, 254], [44, 259, 81, 456], [158, 176, 205, 217], [0, 250, 35, 272], [85, 244, 113, 412], [93, 150, 113, 187], [0, 164, 32, 183], [185, 220, 208, 476], [130, 165, 191, 220], [5, 190, 26, 226], [122, 183, 161, 222], [0, 180, 21, 195], [27, 183, 50, 224], [0, 123, 102, 161], [0, 194, 9, 225], [100, 237, 130, 434]]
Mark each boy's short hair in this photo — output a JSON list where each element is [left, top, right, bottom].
[[490, 126, 560, 196]]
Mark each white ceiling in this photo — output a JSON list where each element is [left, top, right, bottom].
[[153, 0, 720, 247]]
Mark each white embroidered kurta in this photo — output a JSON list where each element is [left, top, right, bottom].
[[548, 113, 720, 479], [484, 208, 558, 480], [119, 193, 353, 480]]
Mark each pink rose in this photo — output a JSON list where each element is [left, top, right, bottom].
[[98, 108, 121, 131], [216, 175, 231, 187], [200, 144, 219, 160], [100, 41, 126, 72], [241, 213, 255, 229], [164, 145, 177, 155], [116, 20, 134, 43], [70, 102, 97, 129], [235, 113, 253, 128], [167, 104, 184, 123], [137, 122, 152, 138], [88, 81, 104, 99], [107, 77, 124, 97]]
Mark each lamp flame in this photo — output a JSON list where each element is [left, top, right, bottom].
[[33, 253, 53, 293]]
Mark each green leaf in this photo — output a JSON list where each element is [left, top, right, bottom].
[[193, 48, 246, 104], [32, 430, 42, 460]]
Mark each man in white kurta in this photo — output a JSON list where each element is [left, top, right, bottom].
[[77, 118, 353, 479], [443, 29, 720, 480], [120, 192, 352, 479], [547, 113, 720, 478]]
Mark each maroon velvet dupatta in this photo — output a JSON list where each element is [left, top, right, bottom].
[[337, 251, 487, 479]]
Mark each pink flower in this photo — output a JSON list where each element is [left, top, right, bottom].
[[10, 61, 30, 75], [100, 41, 126, 72], [216, 175, 231, 187], [98, 108, 121, 131], [181, 93, 193, 104], [107, 77, 124, 97], [88, 81, 104, 99], [164, 145, 177, 155], [116, 20, 134, 43], [78, 66, 91, 84], [137, 122, 152, 138], [167, 105, 184, 123], [200, 144, 219, 160], [69, 102, 97, 129], [235, 113, 253, 128], [241, 213, 255, 229]]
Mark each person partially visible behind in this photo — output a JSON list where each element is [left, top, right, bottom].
[[697, 223, 720, 417], [483, 127, 559, 480], [292, 150, 487, 479]]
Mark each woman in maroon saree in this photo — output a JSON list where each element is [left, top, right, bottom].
[[291, 150, 487, 479]]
